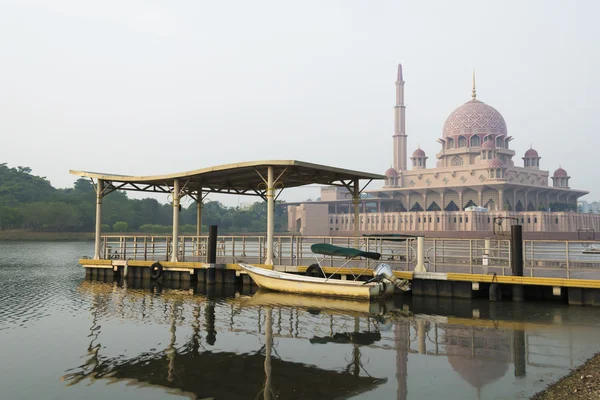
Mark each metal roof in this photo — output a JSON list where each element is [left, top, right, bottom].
[[70, 160, 384, 199]]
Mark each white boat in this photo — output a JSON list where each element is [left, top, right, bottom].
[[583, 245, 600, 255], [239, 263, 400, 299]]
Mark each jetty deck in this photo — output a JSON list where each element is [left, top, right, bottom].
[[72, 160, 600, 306]]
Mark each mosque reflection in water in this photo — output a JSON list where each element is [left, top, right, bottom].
[[62, 278, 588, 400]]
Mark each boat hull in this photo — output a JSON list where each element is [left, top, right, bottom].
[[239, 264, 392, 299]]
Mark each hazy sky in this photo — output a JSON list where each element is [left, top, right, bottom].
[[1, 0, 598, 207]]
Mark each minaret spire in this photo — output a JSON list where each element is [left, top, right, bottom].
[[393, 63, 407, 172], [471, 69, 477, 99]]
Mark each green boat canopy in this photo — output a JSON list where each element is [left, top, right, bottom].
[[310, 243, 381, 260]]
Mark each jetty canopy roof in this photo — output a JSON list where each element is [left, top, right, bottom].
[[70, 160, 384, 198]]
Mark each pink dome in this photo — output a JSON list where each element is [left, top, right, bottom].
[[524, 148, 539, 158], [412, 148, 426, 158], [443, 99, 507, 138], [488, 157, 504, 168], [481, 140, 496, 150], [553, 167, 568, 177], [385, 167, 398, 178]]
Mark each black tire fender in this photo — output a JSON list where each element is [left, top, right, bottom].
[[150, 262, 163, 279], [305, 264, 324, 277]]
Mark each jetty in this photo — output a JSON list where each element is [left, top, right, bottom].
[[72, 160, 600, 306]]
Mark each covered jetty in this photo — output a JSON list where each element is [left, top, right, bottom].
[[70, 160, 383, 265]]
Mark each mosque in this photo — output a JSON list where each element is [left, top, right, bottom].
[[288, 65, 600, 239]]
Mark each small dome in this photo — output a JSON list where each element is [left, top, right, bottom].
[[488, 157, 504, 168], [385, 167, 398, 178], [443, 99, 507, 138], [553, 167, 568, 177], [524, 148, 539, 158], [481, 140, 496, 150], [412, 148, 426, 158]]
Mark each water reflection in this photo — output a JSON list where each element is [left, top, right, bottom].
[[63, 278, 600, 399]]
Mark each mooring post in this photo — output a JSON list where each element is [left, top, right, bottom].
[[206, 225, 218, 283], [414, 236, 426, 272], [511, 225, 524, 302]]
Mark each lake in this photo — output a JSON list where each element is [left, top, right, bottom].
[[2, 241, 600, 399]]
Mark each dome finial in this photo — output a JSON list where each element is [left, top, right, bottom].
[[471, 69, 477, 99]]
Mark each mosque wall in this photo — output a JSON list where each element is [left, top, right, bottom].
[[321, 211, 600, 238]]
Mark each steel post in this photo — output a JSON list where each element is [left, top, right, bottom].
[[171, 179, 180, 262], [196, 190, 202, 237], [266, 166, 275, 265], [93, 179, 104, 260], [415, 236, 426, 272]]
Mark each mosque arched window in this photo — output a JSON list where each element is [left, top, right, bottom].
[[525, 159, 530, 167], [447, 138, 455, 149], [458, 136, 467, 147], [496, 136, 504, 148], [451, 156, 463, 166], [483, 135, 491, 142], [496, 169, 501, 178], [488, 151, 492, 159], [532, 159, 536, 167], [482, 151, 487, 160], [470, 136, 480, 147], [418, 158, 422, 166]]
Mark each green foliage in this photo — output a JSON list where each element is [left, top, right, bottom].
[[0, 163, 288, 233], [112, 221, 128, 232], [0, 206, 23, 230]]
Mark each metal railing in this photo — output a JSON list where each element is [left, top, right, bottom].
[[98, 235, 600, 279]]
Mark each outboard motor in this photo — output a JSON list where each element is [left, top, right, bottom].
[[374, 263, 411, 292]]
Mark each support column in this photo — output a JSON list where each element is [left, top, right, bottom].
[[440, 191, 445, 211], [353, 178, 360, 247], [196, 190, 202, 237], [524, 191, 529, 211], [478, 190, 483, 207], [415, 236, 426, 272], [94, 179, 104, 260], [266, 166, 275, 265], [498, 189, 504, 211], [171, 179, 180, 262], [422, 191, 428, 212], [458, 191, 464, 211]]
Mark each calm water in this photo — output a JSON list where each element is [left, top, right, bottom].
[[2, 242, 600, 399]]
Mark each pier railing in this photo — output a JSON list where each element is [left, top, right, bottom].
[[98, 235, 600, 279]]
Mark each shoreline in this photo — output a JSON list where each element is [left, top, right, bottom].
[[531, 352, 600, 399], [0, 231, 95, 241]]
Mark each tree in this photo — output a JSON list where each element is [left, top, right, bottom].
[[113, 221, 128, 232], [0, 206, 23, 230]]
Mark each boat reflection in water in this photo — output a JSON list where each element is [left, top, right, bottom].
[[63, 278, 600, 399]]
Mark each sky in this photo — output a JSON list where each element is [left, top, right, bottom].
[[0, 0, 598, 207]]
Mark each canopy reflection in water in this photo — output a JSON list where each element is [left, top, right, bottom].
[[63, 282, 387, 400], [63, 278, 600, 400]]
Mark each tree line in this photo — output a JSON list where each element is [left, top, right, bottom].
[[0, 163, 288, 233]]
